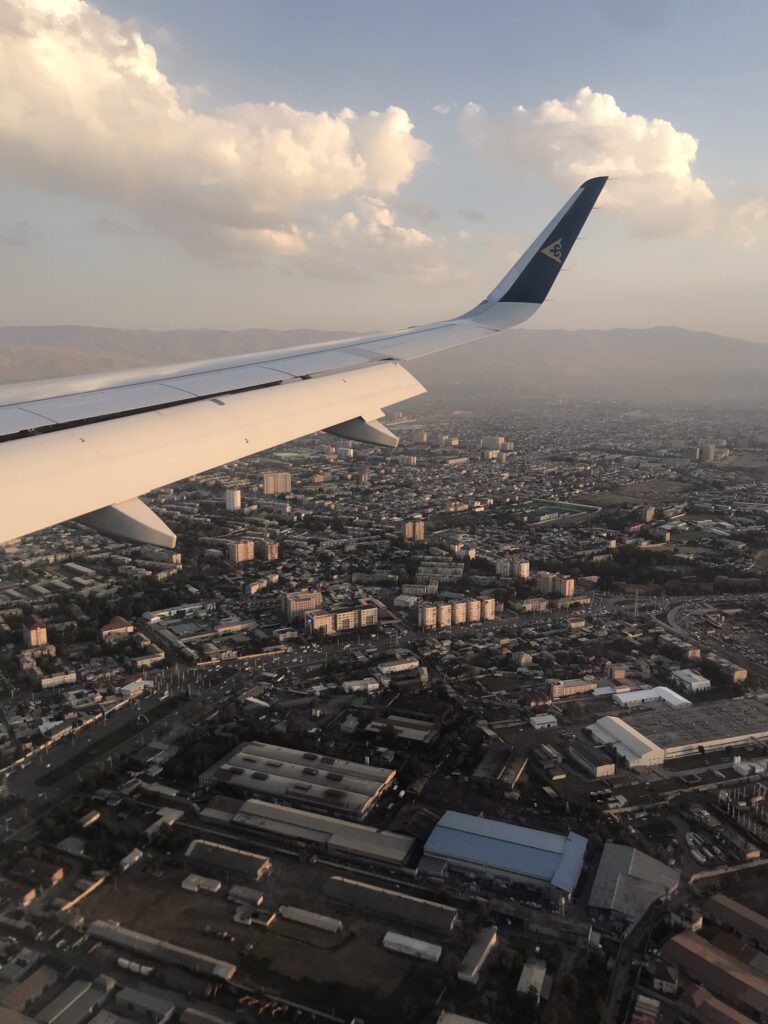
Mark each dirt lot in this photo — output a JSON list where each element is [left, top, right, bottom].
[[580, 478, 691, 508], [81, 860, 414, 994]]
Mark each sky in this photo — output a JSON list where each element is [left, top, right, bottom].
[[1, 0, 768, 341]]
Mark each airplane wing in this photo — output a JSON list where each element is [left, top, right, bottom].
[[0, 176, 606, 548]]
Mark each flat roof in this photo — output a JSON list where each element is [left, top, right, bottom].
[[232, 798, 414, 864], [424, 812, 587, 894], [625, 698, 768, 751], [201, 741, 395, 818]]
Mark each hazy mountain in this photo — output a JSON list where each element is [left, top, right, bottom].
[[0, 324, 766, 403]]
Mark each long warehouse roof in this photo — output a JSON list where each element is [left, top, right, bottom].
[[424, 811, 587, 894]]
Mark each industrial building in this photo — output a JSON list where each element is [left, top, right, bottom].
[[612, 687, 691, 709], [325, 875, 458, 934], [663, 931, 768, 1019], [457, 927, 498, 985], [205, 796, 415, 865], [589, 843, 680, 926], [87, 921, 236, 980], [422, 812, 587, 897], [587, 717, 664, 769], [383, 931, 442, 963], [568, 738, 615, 778], [185, 839, 271, 881], [705, 894, 768, 950], [672, 668, 711, 694], [38, 977, 115, 1024], [200, 740, 396, 819], [589, 698, 768, 765]]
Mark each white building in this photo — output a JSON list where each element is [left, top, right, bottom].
[[588, 716, 665, 769], [672, 668, 711, 694], [225, 488, 241, 511]]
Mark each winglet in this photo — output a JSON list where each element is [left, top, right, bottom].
[[462, 176, 607, 327]]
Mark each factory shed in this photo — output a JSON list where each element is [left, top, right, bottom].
[[201, 740, 395, 819], [325, 875, 457, 934], [589, 843, 679, 925], [115, 987, 175, 1024], [423, 811, 587, 896], [705, 894, 768, 951], [38, 977, 115, 1024], [663, 931, 768, 1018], [185, 839, 271, 881], [230, 798, 414, 865], [457, 927, 498, 985], [87, 920, 236, 980]]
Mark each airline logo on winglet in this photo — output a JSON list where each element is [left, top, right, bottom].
[[540, 238, 563, 263]]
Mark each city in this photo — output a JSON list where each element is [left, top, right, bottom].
[[3, 399, 768, 1023]]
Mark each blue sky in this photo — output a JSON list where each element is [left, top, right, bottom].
[[1, 0, 767, 340]]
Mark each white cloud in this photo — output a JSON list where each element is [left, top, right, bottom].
[[0, 0, 432, 263], [462, 86, 716, 237]]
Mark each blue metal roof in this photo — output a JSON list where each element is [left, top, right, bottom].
[[424, 811, 587, 894]]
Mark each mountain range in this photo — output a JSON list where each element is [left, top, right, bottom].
[[0, 324, 766, 404]]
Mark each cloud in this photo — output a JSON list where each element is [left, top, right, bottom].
[[0, 0, 432, 264], [462, 87, 716, 237], [295, 196, 451, 283]]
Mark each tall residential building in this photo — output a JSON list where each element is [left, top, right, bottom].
[[227, 540, 255, 565], [403, 519, 426, 542], [513, 556, 531, 580], [496, 559, 512, 578], [225, 488, 242, 511], [282, 590, 322, 623], [436, 603, 453, 628], [418, 604, 437, 629], [22, 614, 47, 647], [467, 598, 482, 623], [554, 576, 575, 598], [262, 471, 292, 495], [536, 571, 556, 594], [481, 597, 496, 621], [257, 539, 279, 562]]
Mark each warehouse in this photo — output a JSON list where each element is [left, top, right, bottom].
[[590, 698, 768, 764], [422, 812, 587, 897], [185, 839, 271, 881], [589, 843, 679, 926], [38, 977, 114, 1024], [586, 717, 664, 769], [223, 797, 415, 865], [200, 740, 395, 819], [457, 927, 498, 985], [705, 894, 768, 950], [87, 920, 237, 980], [663, 931, 768, 1019], [325, 875, 458, 934]]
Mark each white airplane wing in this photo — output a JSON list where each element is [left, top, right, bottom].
[[0, 176, 606, 548]]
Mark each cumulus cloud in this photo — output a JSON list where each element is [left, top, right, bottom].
[[0, 0, 432, 263], [462, 87, 716, 237]]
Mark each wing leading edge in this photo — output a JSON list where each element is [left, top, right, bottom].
[[0, 177, 606, 547]]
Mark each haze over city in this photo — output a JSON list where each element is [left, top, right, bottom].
[[3, 5, 768, 1024]]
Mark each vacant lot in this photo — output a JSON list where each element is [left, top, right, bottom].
[[580, 478, 690, 508], [82, 859, 412, 994]]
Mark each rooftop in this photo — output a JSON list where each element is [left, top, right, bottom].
[[424, 811, 587, 894]]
